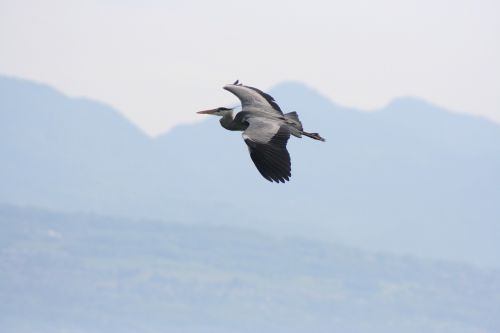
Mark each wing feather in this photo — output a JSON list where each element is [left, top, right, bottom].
[[224, 84, 284, 116], [242, 118, 291, 183]]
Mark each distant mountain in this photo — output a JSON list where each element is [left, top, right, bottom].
[[1, 75, 499, 267], [1, 204, 499, 333]]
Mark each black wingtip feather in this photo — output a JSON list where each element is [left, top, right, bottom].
[[246, 86, 282, 112], [245, 138, 291, 183]]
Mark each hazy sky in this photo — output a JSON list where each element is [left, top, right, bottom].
[[1, 0, 499, 135]]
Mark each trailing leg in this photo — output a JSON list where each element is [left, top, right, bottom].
[[301, 131, 325, 142]]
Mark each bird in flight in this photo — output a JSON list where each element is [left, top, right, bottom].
[[197, 80, 325, 183]]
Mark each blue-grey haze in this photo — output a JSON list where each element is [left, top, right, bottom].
[[1, 204, 499, 333], [1, 75, 499, 266], [1, 75, 500, 332]]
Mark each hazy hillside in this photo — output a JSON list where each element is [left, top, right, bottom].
[[1, 75, 499, 267], [1, 204, 499, 333]]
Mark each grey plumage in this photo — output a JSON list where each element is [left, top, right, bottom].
[[197, 82, 325, 183]]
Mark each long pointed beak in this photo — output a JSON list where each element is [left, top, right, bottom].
[[197, 108, 218, 115]]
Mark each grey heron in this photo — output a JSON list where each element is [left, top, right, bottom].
[[198, 81, 325, 183]]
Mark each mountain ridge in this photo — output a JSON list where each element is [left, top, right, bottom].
[[1, 203, 499, 333], [1, 74, 499, 267]]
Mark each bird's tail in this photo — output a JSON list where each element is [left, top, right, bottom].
[[284, 111, 303, 131], [285, 112, 325, 141], [301, 131, 326, 142]]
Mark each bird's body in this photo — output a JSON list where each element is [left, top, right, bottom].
[[198, 81, 325, 183]]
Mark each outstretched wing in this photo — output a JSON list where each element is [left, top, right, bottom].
[[242, 117, 291, 183], [224, 83, 284, 116]]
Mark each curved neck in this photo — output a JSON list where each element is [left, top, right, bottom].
[[219, 111, 241, 131]]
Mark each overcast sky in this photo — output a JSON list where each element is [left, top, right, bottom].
[[1, 0, 499, 136]]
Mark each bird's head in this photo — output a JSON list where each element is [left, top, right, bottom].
[[197, 107, 233, 117]]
